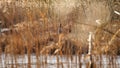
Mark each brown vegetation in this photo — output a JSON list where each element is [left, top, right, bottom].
[[0, 0, 119, 68], [0, 0, 119, 55]]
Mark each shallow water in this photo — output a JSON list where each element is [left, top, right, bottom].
[[0, 54, 120, 68]]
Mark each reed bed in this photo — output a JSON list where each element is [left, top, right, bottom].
[[0, 0, 119, 68]]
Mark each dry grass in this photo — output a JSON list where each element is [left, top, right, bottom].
[[0, 0, 119, 68]]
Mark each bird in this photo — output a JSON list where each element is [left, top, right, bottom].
[[58, 23, 62, 34]]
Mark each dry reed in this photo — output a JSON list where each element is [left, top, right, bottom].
[[0, 0, 119, 68]]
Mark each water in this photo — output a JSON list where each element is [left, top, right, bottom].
[[0, 54, 120, 68]]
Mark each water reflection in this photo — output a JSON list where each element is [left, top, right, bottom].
[[0, 54, 120, 68]]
